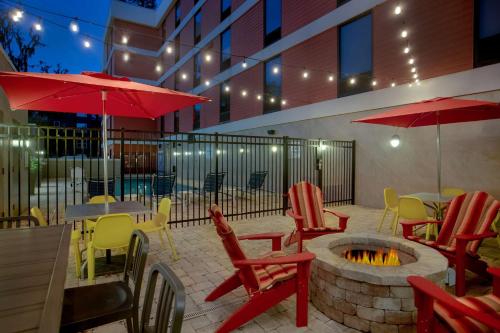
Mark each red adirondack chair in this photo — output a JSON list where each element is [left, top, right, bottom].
[[285, 181, 349, 252], [401, 191, 500, 296], [206, 205, 316, 333], [407, 267, 500, 333]]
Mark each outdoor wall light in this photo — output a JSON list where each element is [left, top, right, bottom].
[[349, 77, 356, 85], [198, 151, 204, 155], [319, 142, 327, 151], [390, 134, 401, 148], [239, 148, 245, 153], [271, 146, 278, 153], [269, 97, 275, 103], [216, 149, 222, 155], [173, 152, 181, 156], [11, 139, 30, 147]]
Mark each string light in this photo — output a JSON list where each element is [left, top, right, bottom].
[[372, 80, 378, 86], [408, 58, 415, 65], [394, 5, 402, 15], [401, 29, 408, 38], [204, 80, 210, 86], [180, 72, 188, 80], [121, 36, 128, 44], [123, 52, 130, 61], [411, 67, 416, 73], [241, 90, 248, 97], [302, 70, 309, 79], [269, 97, 275, 103], [11, 9, 23, 22], [281, 99, 287, 106], [204, 53, 212, 62], [256, 94, 262, 100], [328, 74, 334, 82], [408, 83, 413, 87], [166, 45, 173, 54], [83, 39, 91, 48], [391, 82, 396, 87], [412, 73, 418, 79], [271, 146, 278, 152], [155, 64, 162, 72], [242, 59, 248, 68], [349, 77, 356, 85], [403, 46, 410, 54], [34, 22, 43, 31], [70, 21, 79, 33], [224, 85, 230, 92], [272, 66, 279, 74]]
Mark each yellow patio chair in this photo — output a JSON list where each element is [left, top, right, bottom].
[[134, 198, 179, 261], [87, 213, 133, 284], [377, 188, 399, 233], [84, 195, 117, 243], [441, 187, 466, 197], [397, 197, 437, 239], [31, 207, 83, 278]]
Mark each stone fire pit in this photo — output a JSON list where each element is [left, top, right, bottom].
[[307, 233, 448, 333]]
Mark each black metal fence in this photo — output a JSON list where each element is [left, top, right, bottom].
[[0, 124, 355, 227]]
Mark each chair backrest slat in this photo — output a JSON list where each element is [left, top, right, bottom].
[[124, 230, 150, 312], [288, 181, 326, 229], [141, 263, 185, 333]]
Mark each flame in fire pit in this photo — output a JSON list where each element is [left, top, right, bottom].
[[345, 248, 401, 266]]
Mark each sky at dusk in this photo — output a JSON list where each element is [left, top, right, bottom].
[[2, 0, 111, 73]]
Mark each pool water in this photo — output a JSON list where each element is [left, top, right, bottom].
[[114, 177, 194, 196]]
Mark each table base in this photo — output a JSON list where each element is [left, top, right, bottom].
[[81, 254, 126, 279]]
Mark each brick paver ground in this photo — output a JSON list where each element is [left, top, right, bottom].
[[64, 204, 496, 332]]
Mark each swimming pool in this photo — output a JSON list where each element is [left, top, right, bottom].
[[114, 177, 194, 196]]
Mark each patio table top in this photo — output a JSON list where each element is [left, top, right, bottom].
[[64, 201, 151, 221], [402, 192, 455, 203], [0, 225, 71, 333]]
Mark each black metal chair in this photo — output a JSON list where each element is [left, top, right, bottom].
[[0, 215, 40, 229], [202, 172, 226, 194], [140, 263, 185, 333], [151, 174, 176, 197], [246, 171, 268, 191], [60, 230, 150, 333], [87, 178, 115, 198]]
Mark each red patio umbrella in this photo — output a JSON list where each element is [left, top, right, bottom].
[[0, 71, 209, 205], [353, 97, 500, 200]]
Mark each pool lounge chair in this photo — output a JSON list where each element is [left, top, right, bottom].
[[190, 172, 226, 204], [231, 171, 269, 200]]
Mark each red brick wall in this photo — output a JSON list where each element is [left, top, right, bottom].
[[113, 19, 162, 51], [282, 0, 336, 36], [114, 50, 158, 81], [201, 0, 221, 39], [373, 0, 473, 88], [231, 0, 263, 65], [180, 20, 194, 58], [201, 86, 220, 128], [230, 64, 263, 121], [282, 28, 338, 110]]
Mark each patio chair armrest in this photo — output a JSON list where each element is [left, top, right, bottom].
[[237, 233, 285, 241], [238, 232, 285, 251], [323, 209, 349, 230], [407, 276, 500, 331], [400, 219, 442, 238], [454, 231, 497, 242], [233, 252, 316, 267], [286, 209, 304, 230]]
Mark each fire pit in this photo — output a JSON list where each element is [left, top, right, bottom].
[[307, 233, 448, 333]]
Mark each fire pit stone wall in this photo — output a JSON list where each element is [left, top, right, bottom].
[[307, 233, 448, 333]]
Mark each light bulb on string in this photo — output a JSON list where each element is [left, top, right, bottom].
[[328, 74, 334, 82], [83, 39, 91, 48], [349, 77, 356, 85], [411, 67, 416, 73], [155, 64, 162, 72], [404, 46, 410, 54], [272, 66, 280, 74], [70, 20, 79, 33], [34, 22, 43, 31], [123, 52, 130, 62], [242, 59, 248, 68], [241, 90, 248, 97], [204, 53, 212, 62], [302, 70, 309, 79], [281, 100, 287, 106], [166, 45, 173, 54], [122, 36, 129, 44], [269, 97, 275, 103], [401, 29, 408, 38], [181, 72, 188, 80], [394, 5, 402, 15], [372, 80, 378, 86], [413, 73, 418, 79], [224, 85, 230, 92], [204, 80, 210, 87], [256, 94, 262, 100], [408, 58, 415, 65], [391, 82, 396, 87]]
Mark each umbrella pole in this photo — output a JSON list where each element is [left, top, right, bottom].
[[102, 90, 109, 211], [437, 123, 441, 206]]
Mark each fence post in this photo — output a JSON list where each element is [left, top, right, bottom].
[[120, 128, 125, 201], [215, 132, 219, 205], [317, 139, 323, 190], [282, 136, 289, 216], [351, 140, 356, 205]]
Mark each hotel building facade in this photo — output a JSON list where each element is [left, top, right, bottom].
[[104, 0, 500, 206]]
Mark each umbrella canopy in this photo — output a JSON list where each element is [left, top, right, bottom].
[[0, 70, 209, 206], [0, 71, 209, 117], [353, 97, 500, 128]]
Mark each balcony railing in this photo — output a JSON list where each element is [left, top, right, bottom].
[[117, 0, 157, 9]]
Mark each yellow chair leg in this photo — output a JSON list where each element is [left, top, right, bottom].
[[377, 207, 388, 232], [392, 213, 399, 236], [425, 224, 431, 240], [433, 223, 439, 239], [87, 245, 95, 284], [158, 230, 167, 249], [163, 227, 179, 261], [71, 232, 82, 279]]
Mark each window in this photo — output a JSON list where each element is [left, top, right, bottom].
[[220, 81, 230, 123], [194, 10, 202, 44], [264, 56, 282, 114], [221, 0, 231, 21], [173, 111, 180, 132], [193, 52, 202, 86], [264, 0, 281, 46], [220, 28, 231, 71], [174, 35, 180, 62], [474, 0, 500, 67], [338, 13, 373, 97], [175, 1, 181, 28], [337, 0, 352, 6], [193, 104, 201, 130]]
